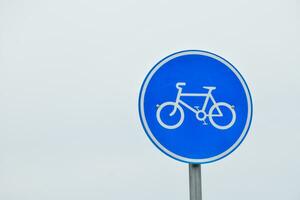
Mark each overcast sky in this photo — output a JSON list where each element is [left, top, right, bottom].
[[0, 0, 300, 199]]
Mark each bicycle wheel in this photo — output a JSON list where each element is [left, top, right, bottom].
[[208, 102, 236, 130], [156, 102, 184, 129]]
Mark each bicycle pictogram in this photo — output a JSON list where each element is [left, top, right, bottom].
[[156, 82, 236, 130]]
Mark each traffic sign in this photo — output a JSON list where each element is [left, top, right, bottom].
[[138, 50, 253, 164]]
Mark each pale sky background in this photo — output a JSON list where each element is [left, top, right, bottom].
[[0, 0, 300, 200]]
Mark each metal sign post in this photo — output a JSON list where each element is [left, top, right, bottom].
[[189, 164, 202, 200]]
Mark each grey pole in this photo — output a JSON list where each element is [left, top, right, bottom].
[[189, 164, 202, 200]]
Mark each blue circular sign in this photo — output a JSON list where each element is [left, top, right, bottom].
[[138, 50, 253, 164]]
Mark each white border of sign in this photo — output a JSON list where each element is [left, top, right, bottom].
[[139, 50, 253, 164]]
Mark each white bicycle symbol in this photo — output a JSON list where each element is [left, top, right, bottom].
[[156, 82, 236, 130]]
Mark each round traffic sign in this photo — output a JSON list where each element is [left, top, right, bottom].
[[138, 50, 253, 164]]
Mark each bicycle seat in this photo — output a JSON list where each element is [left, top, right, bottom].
[[203, 86, 216, 90], [176, 82, 186, 89]]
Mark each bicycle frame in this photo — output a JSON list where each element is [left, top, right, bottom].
[[170, 87, 223, 117]]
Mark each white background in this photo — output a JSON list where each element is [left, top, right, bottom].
[[0, 0, 299, 199]]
